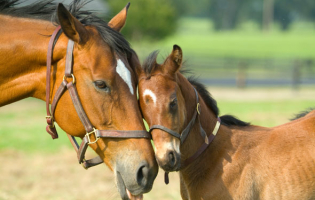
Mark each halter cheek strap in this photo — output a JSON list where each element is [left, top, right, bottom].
[[149, 88, 220, 146], [149, 88, 206, 143]]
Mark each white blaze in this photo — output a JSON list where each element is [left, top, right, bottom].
[[143, 89, 157, 105], [116, 59, 134, 95]]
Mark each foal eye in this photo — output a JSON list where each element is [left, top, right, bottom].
[[94, 80, 108, 90], [170, 98, 177, 109]]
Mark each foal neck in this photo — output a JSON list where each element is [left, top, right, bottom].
[[176, 74, 230, 197], [0, 16, 67, 106], [176, 74, 219, 162]]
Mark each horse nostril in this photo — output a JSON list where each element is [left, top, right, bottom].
[[168, 151, 176, 167], [136, 163, 149, 187]]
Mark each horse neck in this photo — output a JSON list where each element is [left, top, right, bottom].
[[0, 15, 67, 106], [177, 74, 218, 157], [177, 73, 227, 193]]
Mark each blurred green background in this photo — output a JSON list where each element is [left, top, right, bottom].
[[106, 0, 315, 89], [1, 0, 315, 199]]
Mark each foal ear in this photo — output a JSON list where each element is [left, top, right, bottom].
[[164, 45, 183, 74], [57, 3, 89, 44], [108, 2, 130, 32]]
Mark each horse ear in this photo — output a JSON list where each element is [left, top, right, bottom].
[[164, 45, 183, 74], [57, 3, 89, 44], [108, 2, 130, 32]]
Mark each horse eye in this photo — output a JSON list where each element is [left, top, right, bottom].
[[170, 98, 177, 109], [94, 80, 108, 90]]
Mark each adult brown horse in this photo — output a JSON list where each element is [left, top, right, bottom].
[[0, 0, 158, 199], [137, 45, 315, 199]]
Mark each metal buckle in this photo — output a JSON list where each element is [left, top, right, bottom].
[[63, 74, 76, 84], [81, 158, 88, 170], [196, 103, 200, 115], [45, 116, 55, 128], [86, 128, 99, 144]]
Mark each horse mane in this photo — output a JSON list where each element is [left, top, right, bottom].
[[0, 0, 132, 57], [187, 77, 249, 127], [142, 50, 250, 127], [291, 107, 315, 121], [187, 77, 219, 117]]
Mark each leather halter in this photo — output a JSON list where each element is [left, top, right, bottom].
[[45, 26, 151, 169], [149, 87, 221, 184]]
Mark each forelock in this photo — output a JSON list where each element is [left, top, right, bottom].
[[142, 50, 160, 78]]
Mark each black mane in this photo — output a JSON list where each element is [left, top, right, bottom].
[[0, 0, 132, 56], [187, 77, 249, 127], [142, 50, 250, 127], [187, 77, 219, 117], [142, 50, 160, 78], [291, 108, 315, 121]]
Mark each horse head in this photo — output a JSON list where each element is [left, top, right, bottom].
[[137, 45, 188, 172], [52, 3, 158, 199]]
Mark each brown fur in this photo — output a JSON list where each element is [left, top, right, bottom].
[[0, 1, 158, 198], [138, 45, 315, 199]]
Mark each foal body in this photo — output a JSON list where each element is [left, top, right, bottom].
[[180, 108, 315, 200], [138, 45, 315, 199]]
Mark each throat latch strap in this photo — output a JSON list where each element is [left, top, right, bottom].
[[45, 25, 62, 139], [181, 117, 221, 168]]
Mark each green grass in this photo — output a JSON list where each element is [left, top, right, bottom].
[[0, 98, 72, 153], [131, 18, 315, 60]]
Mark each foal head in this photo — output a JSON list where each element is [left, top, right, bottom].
[[138, 45, 189, 171]]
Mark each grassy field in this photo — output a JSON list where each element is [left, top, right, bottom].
[[131, 18, 315, 61], [0, 87, 314, 199]]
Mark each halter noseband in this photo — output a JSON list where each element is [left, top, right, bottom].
[[45, 26, 151, 169], [149, 87, 221, 184]]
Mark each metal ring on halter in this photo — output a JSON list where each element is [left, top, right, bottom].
[[45, 116, 55, 128], [196, 103, 200, 115], [63, 74, 76, 84], [86, 128, 99, 144]]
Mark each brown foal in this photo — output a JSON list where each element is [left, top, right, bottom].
[[137, 45, 315, 199], [0, 1, 158, 199]]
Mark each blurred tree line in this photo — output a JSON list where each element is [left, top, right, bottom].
[[106, 0, 178, 41], [105, 0, 315, 40]]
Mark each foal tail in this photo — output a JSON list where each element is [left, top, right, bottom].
[[220, 115, 250, 127]]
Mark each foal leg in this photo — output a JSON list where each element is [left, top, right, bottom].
[[180, 174, 189, 200]]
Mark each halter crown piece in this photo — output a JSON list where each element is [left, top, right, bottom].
[[149, 87, 221, 184], [45, 26, 151, 169]]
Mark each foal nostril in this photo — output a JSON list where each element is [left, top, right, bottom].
[[168, 151, 177, 167], [136, 163, 149, 187]]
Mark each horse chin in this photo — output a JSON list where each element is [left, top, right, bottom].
[[116, 172, 144, 200], [159, 164, 179, 173], [126, 189, 143, 200]]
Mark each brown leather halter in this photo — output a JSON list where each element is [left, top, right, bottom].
[[149, 87, 221, 184], [45, 26, 151, 169]]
